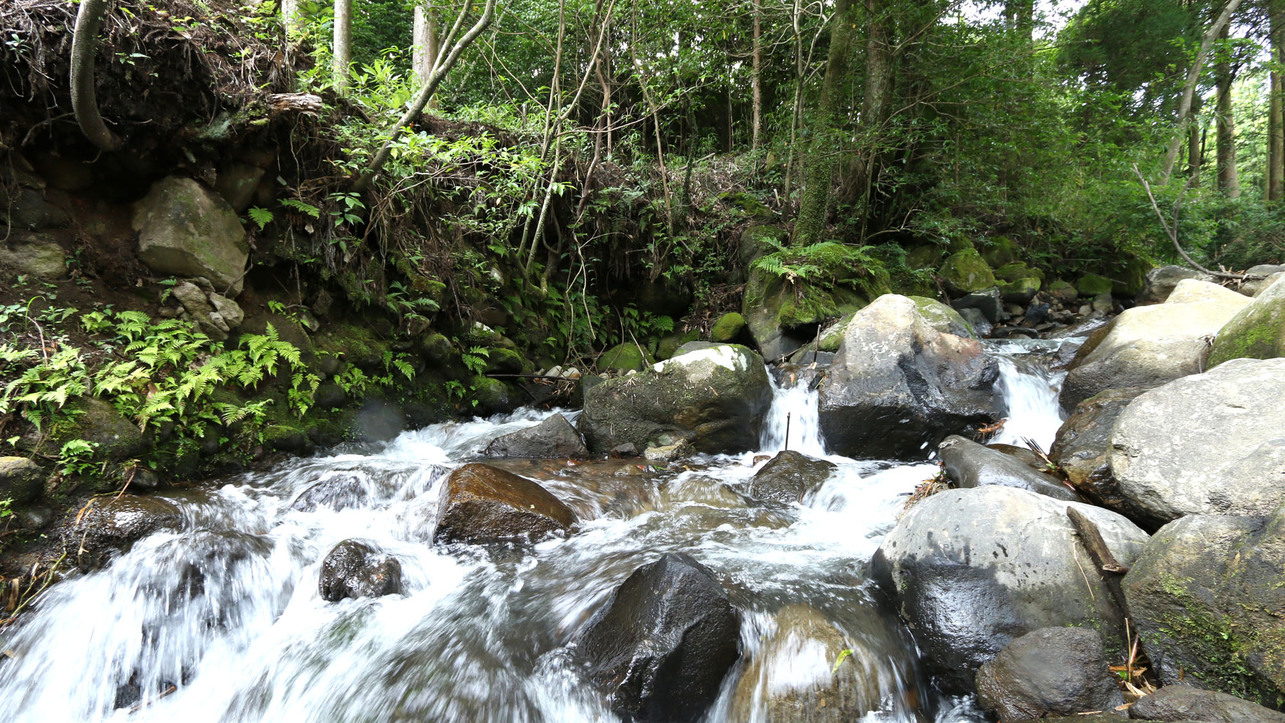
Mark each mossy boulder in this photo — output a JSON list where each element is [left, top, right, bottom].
[[314, 321, 384, 370], [0, 456, 45, 505], [52, 398, 149, 462], [994, 262, 1044, 283], [469, 376, 518, 415], [599, 342, 654, 372], [981, 236, 1020, 267], [131, 177, 249, 295], [1209, 274, 1285, 366], [656, 329, 701, 360], [710, 312, 747, 343], [906, 244, 945, 270], [742, 268, 867, 360], [484, 347, 527, 374], [908, 296, 977, 338], [736, 224, 786, 273], [999, 276, 1042, 304], [418, 332, 453, 365], [1076, 274, 1114, 297], [1046, 279, 1078, 304], [0, 232, 67, 280], [1112, 255, 1153, 297], [938, 249, 997, 295]]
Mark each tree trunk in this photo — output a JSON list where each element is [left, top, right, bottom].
[[1187, 97, 1202, 182], [333, 0, 352, 95], [854, 0, 894, 196], [783, 0, 806, 198], [792, 0, 856, 246], [413, 1, 440, 89], [1215, 24, 1239, 198], [752, 0, 763, 153], [282, 0, 303, 37], [1161, 0, 1244, 183], [1270, 0, 1285, 201], [71, 0, 121, 152]]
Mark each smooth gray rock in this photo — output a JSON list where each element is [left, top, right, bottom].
[[938, 435, 1078, 501], [1060, 280, 1250, 408], [1138, 266, 1209, 304], [132, 177, 249, 295], [819, 295, 998, 459], [951, 287, 1004, 324], [581, 344, 772, 455], [1129, 685, 1285, 721], [482, 413, 588, 458], [1241, 265, 1285, 298], [1108, 358, 1285, 526], [871, 486, 1149, 693], [1050, 387, 1147, 517], [975, 627, 1125, 721], [1123, 510, 1285, 709], [0, 232, 67, 279]]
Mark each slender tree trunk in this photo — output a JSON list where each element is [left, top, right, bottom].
[[751, 0, 763, 153], [70, 0, 121, 151], [783, 0, 805, 198], [1270, 0, 1285, 201], [282, 0, 304, 37], [792, 0, 856, 246], [854, 0, 893, 196], [1161, 0, 1244, 183], [1187, 97, 1203, 182], [1215, 24, 1239, 198], [333, 0, 352, 95], [413, 1, 440, 89]]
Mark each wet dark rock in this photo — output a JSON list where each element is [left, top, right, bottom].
[[69, 494, 183, 570], [729, 604, 886, 721], [1023, 302, 1051, 326], [975, 627, 1124, 720], [986, 443, 1045, 470], [290, 473, 370, 512], [318, 539, 403, 602], [575, 553, 742, 722], [482, 413, 588, 459], [53, 398, 149, 462], [871, 487, 1149, 694], [313, 382, 348, 410], [938, 435, 1078, 501], [819, 295, 999, 459], [1129, 685, 1285, 722], [958, 307, 994, 337], [1123, 509, 1285, 709], [0, 456, 45, 505], [433, 463, 577, 544], [610, 443, 638, 458], [1050, 387, 1146, 517], [951, 288, 1005, 324], [746, 450, 837, 506], [581, 344, 772, 455]]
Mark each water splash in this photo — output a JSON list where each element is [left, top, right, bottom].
[[760, 372, 826, 457], [985, 339, 1068, 453]]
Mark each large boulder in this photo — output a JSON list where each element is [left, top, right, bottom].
[[938, 435, 1078, 501], [745, 450, 837, 506], [132, 177, 249, 295], [575, 553, 742, 722], [1138, 266, 1209, 304], [52, 398, 149, 462], [68, 494, 183, 570], [1130, 685, 1285, 722], [1242, 264, 1285, 297], [742, 269, 867, 361], [0, 232, 67, 280], [481, 413, 588, 458], [318, 539, 403, 602], [1208, 274, 1285, 366], [1050, 387, 1147, 513], [871, 486, 1149, 693], [818, 295, 998, 459], [1108, 358, 1285, 527], [729, 605, 888, 721], [1124, 509, 1285, 710], [580, 344, 773, 454], [433, 463, 577, 544], [0, 456, 45, 505], [975, 627, 1124, 721], [1060, 280, 1251, 408], [939, 249, 997, 295]]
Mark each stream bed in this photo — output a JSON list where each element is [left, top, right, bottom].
[[0, 339, 1069, 722]]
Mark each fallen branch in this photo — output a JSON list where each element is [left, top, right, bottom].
[[1132, 164, 1244, 280]]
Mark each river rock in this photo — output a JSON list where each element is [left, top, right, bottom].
[[481, 413, 588, 459], [0, 456, 45, 505], [54, 398, 149, 462], [1050, 387, 1147, 514], [871, 486, 1149, 693], [938, 435, 1078, 501], [1208, 273, 1285, 366], [1108, 358, 1285, 526], [433, 463, 577, 544], [1242, 264, 1285, 297], [940, 249, 997, 295], [580, 344, 772, 455], [745, 450, 837, 506], [1129, 685, 1285, 722], [0, 232, 67, 280], [952, 287, 1005, 324], [975, 627, 1124, 721], [575, 553, 741, 722], [729, 605, 885, 721], [818, 295, 998, 459], [318, 539, 403, 602], [69, 494, 183, 569], [1060, 280, 1250, 408], [290, 473, 370, 512], [742, 269, 867, 361], [132, 177, 249, 296], [1123, 510, 1285, 709], [1138, 266, 1209, 304]]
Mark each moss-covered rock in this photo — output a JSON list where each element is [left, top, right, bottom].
[[999, 276, 1042, 304], [906, 244, 945, 270], [418, 332, 453, 365], [1046, 279, 1078, 303], [469, 375, 518, 415], [908, 296, 977, 338], [314, 321, 385, 370], [52, 398, 149, 462], [1076, 274, 1114, 297], [710, 312, 747, 343], [1113, 255, 1153, 297], [656, 329, 701, 360], [737, 224, 786, 272], [599, 342, 654, 372], [132, 177, 249, 295], [1209, 275, 1285, 366], [994, 262, 1044, 283], [0, 456, 45, 505], [484, 347, 527, 374], [742, 268, 866, 360], [938, 249, 997, 295], [981, 236, 1020, 268]]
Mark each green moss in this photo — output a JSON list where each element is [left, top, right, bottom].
[[484, 347, 527, 374], [657, 329, 701, 360], [906, 245, 945, 270], [1047, 279, 1077, 300], [314, 321, 387, 370], [999, 276, 1041, 303], [710, 312, 747, 342], [994, 262, 1044, 283], [1076, 273, 1115, 297], [599, 342, 654, 372], [980, 236, 1019, 267], [1113, 255, 1152, 297], [939, 248, 997, 294], [909, 296, 976, 338], [1208, 297, 1285, 366]]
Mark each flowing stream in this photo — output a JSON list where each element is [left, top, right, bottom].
[[0, 340, 1069, 722]]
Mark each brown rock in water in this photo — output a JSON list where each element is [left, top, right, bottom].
[[746, 450, 837, 506], [433, 463, 577, 544], [1050, 387, 1146, 516], [68, 494, 182, 569], [974, 627, 1124, 721], [318, 539, 403, 602], [481, 413, 588, 459]]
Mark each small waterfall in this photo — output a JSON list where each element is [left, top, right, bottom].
[[985, 340, 1068, 453], [759, 371, 826, 457]]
